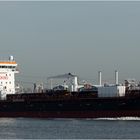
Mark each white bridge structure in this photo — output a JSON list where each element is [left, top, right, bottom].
[[0, 56, 19, 99]]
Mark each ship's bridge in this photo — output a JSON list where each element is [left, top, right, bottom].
[[0, 56, 18, 99], [0, 61, 18, 72]]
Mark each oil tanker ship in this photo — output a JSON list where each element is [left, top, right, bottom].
[[0, 56, 140, 118]]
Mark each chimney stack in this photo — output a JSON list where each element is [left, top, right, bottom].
[[115, 70, 118, 85], [98, 71, 102, 86]]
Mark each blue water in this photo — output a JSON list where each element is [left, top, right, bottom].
[[0, 118, 140, 139]]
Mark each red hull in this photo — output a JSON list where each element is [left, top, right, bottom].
[[0, 111, 140, 118]]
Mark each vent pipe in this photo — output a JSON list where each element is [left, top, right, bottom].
[[115, 70, 118, 85], [98, 71, 102, 86]]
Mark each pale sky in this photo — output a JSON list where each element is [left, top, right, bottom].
[[0, 1, 140, 87]]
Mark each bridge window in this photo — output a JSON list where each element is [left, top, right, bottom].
[[2, 66, 7, 68], [0, 66, 16, 69]]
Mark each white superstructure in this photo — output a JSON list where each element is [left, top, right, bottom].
[[96, 70, 125, 97], [0, 56, 18, 99], [97, 85, 126, 97]]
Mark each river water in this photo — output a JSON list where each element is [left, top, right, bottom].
[[0, 117, 140, 139]]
